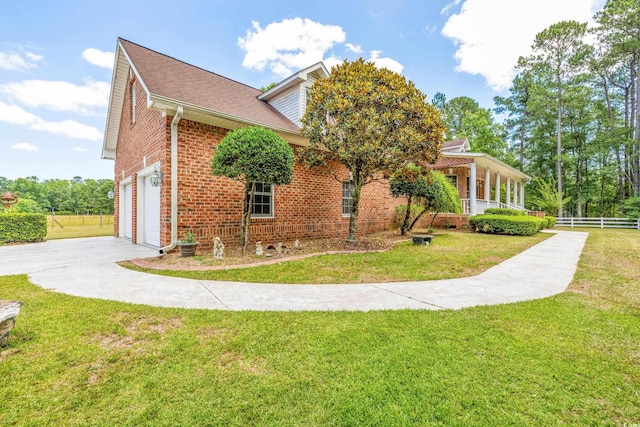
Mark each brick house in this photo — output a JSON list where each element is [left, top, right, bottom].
[[102, 38, 399, 252], [102, 39, 531, 252]]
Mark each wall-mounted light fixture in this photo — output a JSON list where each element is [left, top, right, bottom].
[[107, 189, 115, 199], [149, 166, 163, 187]]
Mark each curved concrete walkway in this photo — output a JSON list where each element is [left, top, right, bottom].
[[0, 231, 588, 311]]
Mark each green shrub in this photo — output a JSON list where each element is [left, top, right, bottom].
[[622, 196, 640, 219], [484, 208, 525, 216], [468, 214, 545, 236], [545, 216, 557, 227], [0, 213, 47, 243]]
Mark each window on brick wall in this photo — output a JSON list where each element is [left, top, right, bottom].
[[130, 82, 136, 124], [446, 175, 458, 190], [342, 181, 354, 216], [248, 182, 273, 217]]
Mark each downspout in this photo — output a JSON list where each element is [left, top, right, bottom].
[[159, 106, 183, 254]]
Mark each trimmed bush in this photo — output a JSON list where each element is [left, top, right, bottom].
[[484, 208, 525, 216], [0, 213, 47, 243], [469, 214, 545, 236], [545, 216, 557, 228]]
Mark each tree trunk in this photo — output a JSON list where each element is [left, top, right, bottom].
[[428, 212, 439, 231], [240, 182, 256, 254], [400, 196, 413, 235], [347, 181, 361, 243], [604, 76, 626, 213], [556, 72, 564, 218], [519, 111, 526, 170], [408, 206, 430, 231]]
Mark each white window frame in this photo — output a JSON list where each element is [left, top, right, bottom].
[[342, 181, 354, 217], [249, 182, 274, 218]]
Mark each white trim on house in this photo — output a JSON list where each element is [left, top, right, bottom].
[[342, 180, 354, 217], [136, 163, 161, 248], [250, 183, 274, 219], [118, 176, 133, 239], [258, 62, 329, 101], [102, 40, 153, 160]]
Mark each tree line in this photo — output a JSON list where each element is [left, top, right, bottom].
[[435, 0, 640, 217], [0, 176, 114, 215]]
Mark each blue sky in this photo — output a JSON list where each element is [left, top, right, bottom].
[[0, 0, 604, 180]]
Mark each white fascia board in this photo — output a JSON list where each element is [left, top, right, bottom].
[[149, 94, 306, 144], [101, 44, 127, 159], [442, 152, 531, 181], [117, 40, 151, 103], [101, 40, 154, 161]]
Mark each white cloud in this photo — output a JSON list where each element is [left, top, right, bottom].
[[441, 0, 462, 14], [0, 79, 110, 116], [0, 50, 43, 71], [11, 142, 38, 152], [441, 0, 605, 91], [323, 55, 343, 71], [82, 48, 115, 69], [238, 18, 346, 77], [72, 146, 88, 152], [0, 101, 103, 141], [368, 50, 404, 74], [345, 43, 363, 53], [30, 119, 103, 141]]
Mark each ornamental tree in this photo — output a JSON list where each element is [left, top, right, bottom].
[[211, 126, 294, 252], [421, 170, 462, 230], [390, 167, 461, 234], [300, 58, 445, 242], [389, 164, 433, 235]]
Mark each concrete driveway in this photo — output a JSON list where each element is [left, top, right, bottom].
[[0, 232, 588, 311]]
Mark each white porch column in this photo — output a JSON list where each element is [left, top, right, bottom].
[[484, 168, 491, 200], [469, 162, 477, 215], [520, 182, 525, 209], [506, 177, 511, 206], [514, 181, 519, 206], [495, 172, 501, 203]]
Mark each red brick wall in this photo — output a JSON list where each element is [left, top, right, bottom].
[[113, 75, 167, 243], [172, 118, 400, 249], [113, 78, 403, 249]]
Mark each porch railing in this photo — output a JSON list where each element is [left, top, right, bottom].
[[461, 199, 529, 215]]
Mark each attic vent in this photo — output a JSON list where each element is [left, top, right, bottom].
[[130, 82, 137, 124]]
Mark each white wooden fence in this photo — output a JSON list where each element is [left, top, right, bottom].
[[556, 217, 640, 229]]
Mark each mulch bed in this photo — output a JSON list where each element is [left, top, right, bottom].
[[130, 231, 410, 271]]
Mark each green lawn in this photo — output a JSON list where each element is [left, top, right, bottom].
[[125, 232, 549, 283], [0, 229, 638, 426], [46, 225, 114, 240], [46, 215, 114, 240]]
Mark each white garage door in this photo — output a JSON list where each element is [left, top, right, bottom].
[[143, 176, 161, 247], [123, 183, 133, 239]]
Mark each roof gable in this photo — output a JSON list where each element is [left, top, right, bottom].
[[441, 138, 471, 153], [258, 62, 329, 101], [102, 38, 302, 159]]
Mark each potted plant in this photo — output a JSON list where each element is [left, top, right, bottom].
[[177, 231, 198, 257]]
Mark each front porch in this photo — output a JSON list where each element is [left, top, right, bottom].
[[433, 139, 531, 216]]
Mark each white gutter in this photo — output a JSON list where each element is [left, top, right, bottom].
[[148, 94, 301, 136], [159, 106, 183, 254]]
